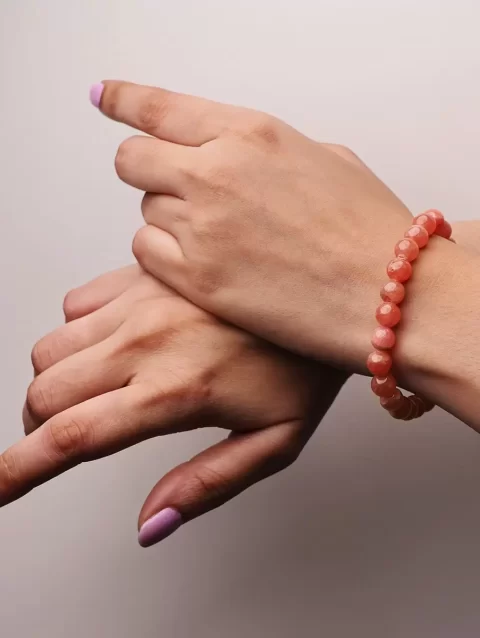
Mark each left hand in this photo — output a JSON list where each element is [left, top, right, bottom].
[[92, 80, 417, 371], [2, 266, 345, 545]]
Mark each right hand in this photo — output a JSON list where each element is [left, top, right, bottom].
[[94, 81, 414, 371], [1, 266, 347, 546]]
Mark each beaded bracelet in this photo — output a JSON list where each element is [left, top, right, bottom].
[[367, 209, 453, 421]]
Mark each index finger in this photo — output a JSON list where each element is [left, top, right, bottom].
[[0, 387, 145, 507], [90, 80, 233, 146]]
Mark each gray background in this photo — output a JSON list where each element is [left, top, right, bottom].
[[1, 1, 480, 636]]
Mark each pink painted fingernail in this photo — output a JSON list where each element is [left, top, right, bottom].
[[138, 508, 183, 548], [89, 83, 105, 108]]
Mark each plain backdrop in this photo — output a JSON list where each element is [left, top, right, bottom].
[[1, 1, 480, 637]]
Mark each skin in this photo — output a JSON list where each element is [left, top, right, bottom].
[[0, 219, 476, 536], [1, 82, 478, 540], [0, 266, 346, 536], [92, 80, 480, 429]]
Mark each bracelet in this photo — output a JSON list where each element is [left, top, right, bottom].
[[367, 209, 453, 420]]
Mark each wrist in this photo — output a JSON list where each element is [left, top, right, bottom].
[[394, 236, 480, 428]]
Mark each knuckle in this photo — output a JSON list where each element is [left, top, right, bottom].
[[137, 91, 171, 134], [32, 330, 80, 373], [184, 465, 232, 502], [140, 356, 214, 412], [26, 380, 53, 423], [0, 450, 21, 499], [323, 143, 363, 165], [140, 192, 155, 222], [116, 300, 171, 353], [131, 226, 153, 265], [31, 339, 52, 374], [182, 154, 216, 184], [114, 136, 139, 177], [63, 290, 81, 322], [184, 148, 235, 194], [46, 416, 94, 461], [176, 372, 213, 406], [335, 143, 353, 154], [243, 113, 282, 146]]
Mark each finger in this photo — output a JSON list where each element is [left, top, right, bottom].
[[6, 376, 209, 507], [141, 193, 192, 239], [137, 420, 310, 547], [115, 135, 191, 195], [321, 144, 383, 185], [63, 264, 142, 322], [92, 80, 235, 146], [22, 401, 37, 435], [25, 338, 128, 430], [32, 298, 127, 375], [1, 386, 156, 507], [132, 226, 186, 288], [39, 269, 181, 376]]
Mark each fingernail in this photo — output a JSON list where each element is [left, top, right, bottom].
[[138, 508, 183, 548], [89, 83, 104, 108]]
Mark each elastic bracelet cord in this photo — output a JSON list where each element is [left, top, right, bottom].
[[367, 209, 453, 421]]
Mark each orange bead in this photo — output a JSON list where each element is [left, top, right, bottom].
[[395, 238, 420, 262], [371, 326, 396, 350], [367, 350, 392, 376], [422, 398, 435, 412], [403, 398, 418, 421], [435, 220, 452, 239], [413, 213, 437, 236], [390, 399, 411, 419], [376, 302, 401, 327], [405, 225, 429, 248], [387, 258, 412, 282], [380, 281, 405, 304], [371, 374, 397, 398], [425, 209, 444, 227], [409, 396, 425, 419], [380, 389, 403, 410]]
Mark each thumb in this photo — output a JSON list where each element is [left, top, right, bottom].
[[137, 420, 313, 548]]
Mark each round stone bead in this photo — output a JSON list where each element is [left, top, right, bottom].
[[371, 326, 396, 350], [380, 281, 405, 304], [376, 302, 401, 327], [435, 220, 452, 239], [405, 224, 429, 248], [409, 395, 426, 419], [413, 213, 436, 236], [397, 398, 413, 420], [380, 388, 403, 410], [425, 209, 444, 226], [405, 225, 429, 248], [395, 238, 420, 262], [367, 350, 392, 376], [406, 397, 424, 421], [371, 374, 397, 398], [387, 258, 412, 283], [421, 398, 435, 412], [389, 398, 410, 419]]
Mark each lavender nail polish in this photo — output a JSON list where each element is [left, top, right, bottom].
[[89, 83, 105, 108], [138, 508, 183, 548]]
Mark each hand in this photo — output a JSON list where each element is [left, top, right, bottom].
[[2, 266, 346, 546], [92, 80, 416, 371]]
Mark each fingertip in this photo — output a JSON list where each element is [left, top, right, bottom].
[[89, 82, 105, 109], [138, 507, 183, 548]]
